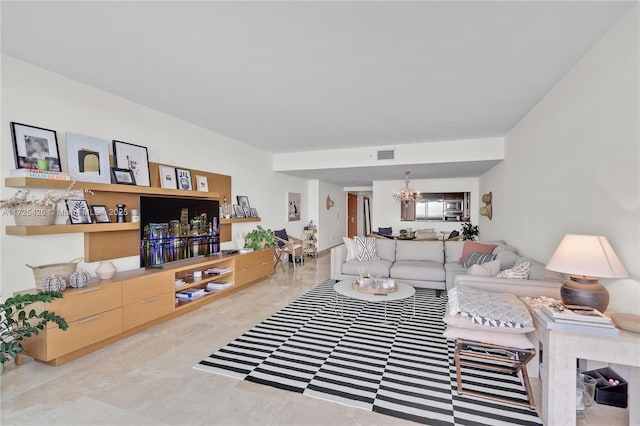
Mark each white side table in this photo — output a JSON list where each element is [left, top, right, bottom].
[[532, 314, 640, 425]]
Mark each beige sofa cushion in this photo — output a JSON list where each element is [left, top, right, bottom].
[[396, 240, 443, 262]]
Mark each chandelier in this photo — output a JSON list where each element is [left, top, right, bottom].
[[392, 171, 420, 203]]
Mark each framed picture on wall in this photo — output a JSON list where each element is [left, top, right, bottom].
[[112, 140, 150, 186], [196, 175, 209, 192], [237, 196, 250, 209], [159, 165, 177, 189], [65, 199, 92, 224], [175, 168, 193, 190], [288, 192, 301, 221], [66, 132, 111, 183], [11, 122, 61, 171]]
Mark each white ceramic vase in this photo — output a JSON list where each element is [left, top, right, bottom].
[[95, 261, 116, 280]]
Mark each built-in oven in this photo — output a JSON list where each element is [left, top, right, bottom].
[[444, 200, 462, 212]]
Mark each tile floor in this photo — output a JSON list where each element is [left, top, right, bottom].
[[1, 253, 628, 425]]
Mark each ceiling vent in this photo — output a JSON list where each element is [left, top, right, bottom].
[[377, 150, 394, 160]]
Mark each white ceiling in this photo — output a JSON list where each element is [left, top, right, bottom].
[[1, 1, 634, 186]]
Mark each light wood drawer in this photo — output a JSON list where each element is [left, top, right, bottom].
[[123, 292, 174, 330], [122, 271, 173, 304], [46, 282, 122, 327], [45, 307, 123, 360]]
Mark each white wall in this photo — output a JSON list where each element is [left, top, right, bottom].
[[1, 55, 309, 297], [481, 6, 639, 314], [317, 181, 345, 250], [372, 177, 480, 235]]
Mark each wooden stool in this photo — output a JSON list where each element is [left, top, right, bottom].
[[454, 338, 536, 410]]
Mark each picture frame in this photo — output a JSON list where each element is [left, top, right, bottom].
[[176, 168, 193, 190], [242, 206, 251, 218], [233, 204, 244, 218], [112, 140, 150, 186], [288, 192, 301, 222], [159, 165, 177, 189], [196, 175, 209, 192], [10, 122, 61, 171], [65, 199, 92, 224], [111, 167, 137, 185], [91, 205, 111, 223], [66, 132, 111, 183], [250, 207, 258, 218], [237, 195, 250, 209]]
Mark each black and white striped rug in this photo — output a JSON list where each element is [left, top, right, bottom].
[[195, 280, 541, 425]]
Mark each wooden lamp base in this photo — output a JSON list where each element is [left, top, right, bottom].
[[560, 275, 609, 313]]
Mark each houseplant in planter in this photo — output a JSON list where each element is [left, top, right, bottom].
[[244, 225, 276, 250], [0, 292, 68, 371], [460, 223, 479, 241]]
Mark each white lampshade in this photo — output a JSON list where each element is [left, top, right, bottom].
[[546, 234, 628, 278]]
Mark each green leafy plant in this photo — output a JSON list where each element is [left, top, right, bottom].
[[244, 225, 276, 250], [1, 292, 68, 365], [460, 223, 479, 241]]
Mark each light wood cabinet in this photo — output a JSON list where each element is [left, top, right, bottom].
[[21, 251, 273, 366], [122, 271, 174, 330], [21, 279, 123, 364], [235, 249, 274, 286]]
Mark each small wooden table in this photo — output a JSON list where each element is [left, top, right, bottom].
[[333, 279, 415, 322]]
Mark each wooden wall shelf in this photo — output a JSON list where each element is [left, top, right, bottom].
[[4, 162, 235, 262], [6, 222, 138, 236], [5, 178, 220, 200], [220, 217, 261, 224]]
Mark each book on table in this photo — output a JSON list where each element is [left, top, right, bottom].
[[534, 310, 619, 336], [207, 281, 233, 291], [541, 303, 612, 324], [176, 288, 206, 299]]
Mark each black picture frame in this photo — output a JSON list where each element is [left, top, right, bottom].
[[233, 204, 244, 218], [111, 167, 137, 185], [250, 207, 258, 218], [112, 140, 150, 186], [65, 199, 92, 224], [237, 196, 250, 209], [242, 206, 251, 218], [10, 122, 61, 171], [91, 205, 111, 223], [175, 168, 193, 190]]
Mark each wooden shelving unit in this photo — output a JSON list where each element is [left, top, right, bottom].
[[220, 217, 261, 225], [5, 222, 137, 236], [4, 162, 237, 261]]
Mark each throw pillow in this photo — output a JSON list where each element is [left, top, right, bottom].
[[448, 230, 460, 239], [274, 228, 289, 248], [497, 261, 531, 279], [343, 237, 358, 261], [458, 241, 497, 265], [467, 259, 501, 276], [463, 251, 497, 268], [447, 286, 533, 328], [377, 227, 393, 236], [355, 236, 380, 261]]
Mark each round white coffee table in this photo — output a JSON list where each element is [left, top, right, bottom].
[[333, 279, 416, 322]]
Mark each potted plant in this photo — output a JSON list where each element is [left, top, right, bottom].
[[1, 292, 68, 371], [244, 225, 276, 250], [0, 181, 87, 226], [460, 223, 479, 241]]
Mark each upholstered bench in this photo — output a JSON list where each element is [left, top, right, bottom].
[[443, 286, 537, 409]]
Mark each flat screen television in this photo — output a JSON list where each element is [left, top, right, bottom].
[[139, 195, 219, 267]]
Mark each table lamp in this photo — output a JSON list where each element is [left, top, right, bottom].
[[545, 234, 628, 313]]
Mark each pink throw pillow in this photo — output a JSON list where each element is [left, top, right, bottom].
[[459, 241, 497, 265]]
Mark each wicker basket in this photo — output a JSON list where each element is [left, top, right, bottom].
[[13, 205, 56, 226], [26, 257, 82, 289]]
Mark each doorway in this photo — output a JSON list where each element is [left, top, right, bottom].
[[347, 193, 357, 238]]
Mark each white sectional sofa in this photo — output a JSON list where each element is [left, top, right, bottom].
[[330, 238, 563, 295]]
